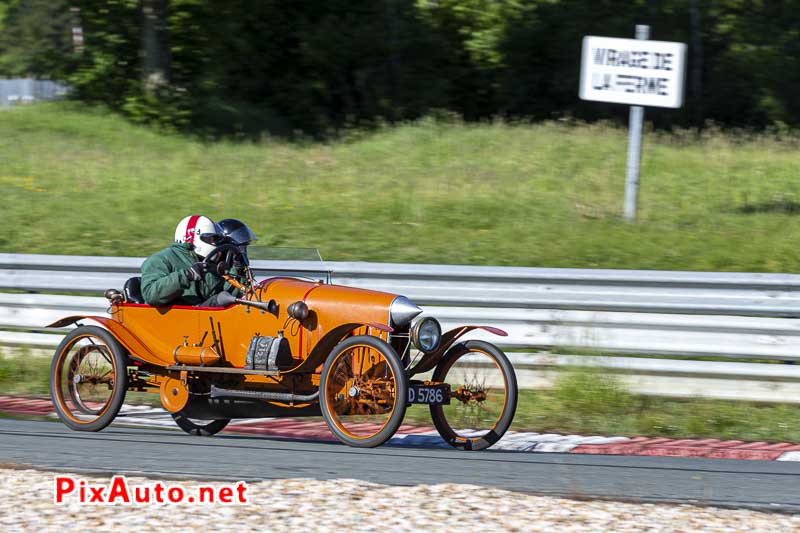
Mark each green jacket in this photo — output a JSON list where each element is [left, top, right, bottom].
[[141, 243, 235, 306]]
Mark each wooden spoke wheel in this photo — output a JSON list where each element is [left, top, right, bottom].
[[430, 340, 517, 451], [170, 411, 230, 436], [320, 336, 408, 448], [50, 326, 128, 432]]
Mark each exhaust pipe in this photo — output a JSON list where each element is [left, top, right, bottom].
[[210, 385, 319, 403]]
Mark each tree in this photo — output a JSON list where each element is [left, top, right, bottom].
[[0, 0, 74, 78], [141, 0, 170, 95]]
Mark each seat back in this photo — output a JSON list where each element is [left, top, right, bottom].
[[123, 276, 144, 304]]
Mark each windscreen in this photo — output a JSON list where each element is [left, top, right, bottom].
[[244, 247, 330, 284], [245, 246, 323, 262]]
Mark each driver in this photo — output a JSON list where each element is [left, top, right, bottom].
[[141, 215, 236, 307]]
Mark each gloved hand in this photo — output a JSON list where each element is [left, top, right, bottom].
[[186, 261, 207, 282], [233, 247, 249, 268]]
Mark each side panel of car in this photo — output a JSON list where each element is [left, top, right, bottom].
[[297, 284, 395, 370], [50, 278, 399, 375], [47, 315, 164, 366]]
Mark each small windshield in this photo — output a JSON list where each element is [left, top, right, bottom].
[[244, 247, 329, 284], [246, 247, 324, 262]]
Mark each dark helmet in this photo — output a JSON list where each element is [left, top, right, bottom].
[[217, 218, 257, 246]]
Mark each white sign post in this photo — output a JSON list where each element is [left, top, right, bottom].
[[579, 26, 686, 221]]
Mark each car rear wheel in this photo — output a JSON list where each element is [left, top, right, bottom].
[[320, 335, 408, 448], [50, 325, 128, 432], [171, 412, 230, 436]]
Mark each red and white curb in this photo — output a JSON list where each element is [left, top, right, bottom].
[[3, 396, 799, 461]]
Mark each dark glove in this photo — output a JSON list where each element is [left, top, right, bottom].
[[186, 261, 207, 282], [233, 248, 249, 268]]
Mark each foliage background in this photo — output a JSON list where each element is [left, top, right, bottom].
[[1, 1, 799, 136]]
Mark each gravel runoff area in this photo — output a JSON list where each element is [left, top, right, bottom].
[[1, 468, 798, 532]]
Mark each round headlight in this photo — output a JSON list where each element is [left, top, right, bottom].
[[411, 317, 441, 353]]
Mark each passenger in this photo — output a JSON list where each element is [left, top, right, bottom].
[[141, 215, 234, 307], [217, 218, 258, 265]]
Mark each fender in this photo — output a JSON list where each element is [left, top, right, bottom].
[[409, 325, 507, 376], [288, 322, 394, 374], [47, 315, 165, 366]]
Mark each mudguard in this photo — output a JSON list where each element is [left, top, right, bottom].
[[408, 325, 507, 376], [47, 315, 164, 366], [290, 322, 394, 374]]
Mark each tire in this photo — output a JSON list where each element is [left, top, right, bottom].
[[50, 325, 128, 432], [430, 340, 517, 451], [171, 412, 230, 436], [320, 335, 408, 448]]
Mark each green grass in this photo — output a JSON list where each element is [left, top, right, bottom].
[[2, 103, 800, 271], [0, 351, 50, 396], [511, 369, 800, 442]]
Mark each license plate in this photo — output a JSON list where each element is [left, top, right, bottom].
[[407, 384, 450, 405]]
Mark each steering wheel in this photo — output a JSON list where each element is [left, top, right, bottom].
[[202, 243, 245, 277]]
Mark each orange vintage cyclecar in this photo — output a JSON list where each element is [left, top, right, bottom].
[[47, 246, 517, 449]]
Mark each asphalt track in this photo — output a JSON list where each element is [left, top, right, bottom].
[[1, 419, 799, 512]]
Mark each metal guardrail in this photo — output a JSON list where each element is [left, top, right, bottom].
[[332, 262, 800, 317], [3, 253, 800, 316], [1, 254, 800, 402], [6, 294, 799, 360]]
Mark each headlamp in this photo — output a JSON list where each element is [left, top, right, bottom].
[[411, 317, 441, 353]]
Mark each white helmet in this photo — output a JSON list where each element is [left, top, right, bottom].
[[174, 215, 223, 259]]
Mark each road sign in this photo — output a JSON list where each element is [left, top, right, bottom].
[[580, 35, 686, 109]]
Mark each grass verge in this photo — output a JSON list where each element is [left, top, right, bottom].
[[512, 369, 800, 442], [2, 103, 800, 271], [0, 351, 50, 396]]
